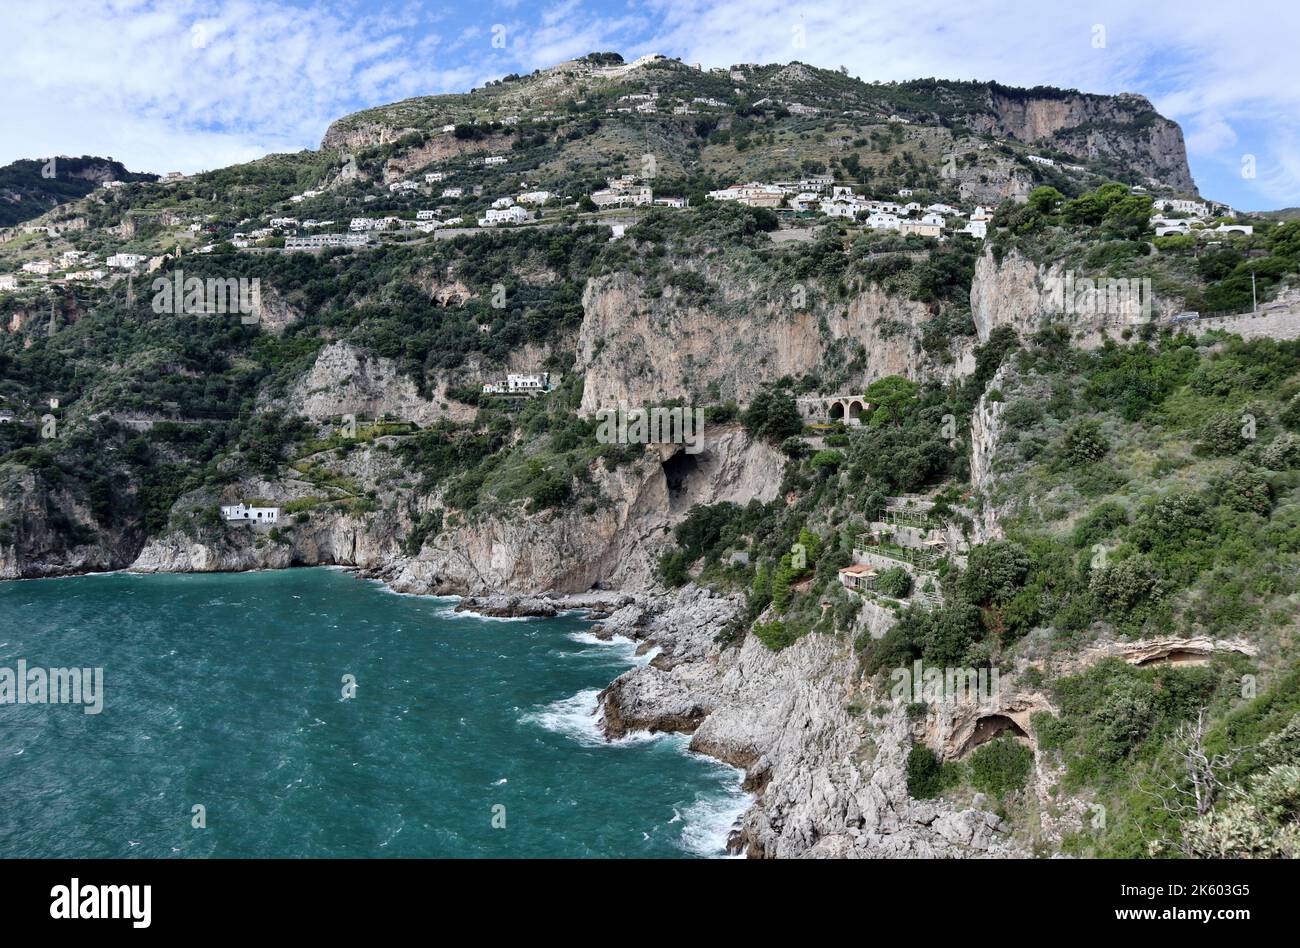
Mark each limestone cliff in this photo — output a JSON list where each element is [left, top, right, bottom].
[[975, 90, 1196, 194], [577, 268, 973, 414], [596, 587, 1023, 858]]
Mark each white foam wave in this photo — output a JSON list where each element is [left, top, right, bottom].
[[677, 782, 753, 859]]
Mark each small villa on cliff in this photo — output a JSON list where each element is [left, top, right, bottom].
[[838, 563, 877, 591], [220, 503, 281, 524]]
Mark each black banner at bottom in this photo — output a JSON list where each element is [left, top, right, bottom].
[[0, 857, 1280, 933]]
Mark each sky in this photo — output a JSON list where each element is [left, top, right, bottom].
[[1, 0, 1295, 211]]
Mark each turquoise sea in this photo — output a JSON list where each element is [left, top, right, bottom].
[[0, 567, 748, 857]]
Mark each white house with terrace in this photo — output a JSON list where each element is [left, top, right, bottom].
[[479, 206, 530, 226], [482, 372, 554, 395], [220, 502, 282, 524]]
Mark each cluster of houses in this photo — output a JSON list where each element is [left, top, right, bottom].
[[481, 372, 556, 396], [1, 248, 151, 289], [1148, 195, 1252, 238], [707, 179, 990, 237]]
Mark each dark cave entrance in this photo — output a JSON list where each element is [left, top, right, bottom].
[[961, 714, 1030, 755], [662, 449, 700, 497]]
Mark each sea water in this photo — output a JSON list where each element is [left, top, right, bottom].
[[0, 568, 748, 857]]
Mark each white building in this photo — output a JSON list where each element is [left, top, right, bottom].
[[101, 180, 125, 189], [491, 196, 516, 209], [0, 275, 18, 290], [961, 207, 990, 239], [1026, 155, 1056, 167], [899, 220, 941, 237], [65, 269, 107, 281], [416, 210, 438, 221], [425, 172, 446, 183], [865, 213, 901, 231], [106, 253, 146, 268], [441, 187, 464, 198], [284, 233, 371, 251], [478, 206, 530, 227], [389, 180, 419, 192], [220, 503, 281, 524], [61, 250, 91, 264], [517, 191, 552, 205], [897, 188, 914, 197], [269, 217, 299, 228], [787, 192, 819, 212], [821, 200, 860, 219], [22, 260, 54, 274], [483, 372, 553, 395], [592, 185, 653, 208], [483, 156, 507, 166], [1153, 198, 1210, 219], [707, 183, 784, 208]]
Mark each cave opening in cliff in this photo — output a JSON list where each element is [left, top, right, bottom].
[[662, 448, 700, 498], [961, 714, 1029, 756], [1136, 649, 1211, 667]]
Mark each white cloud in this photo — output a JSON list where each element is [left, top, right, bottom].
[[639, 0, 1300, 207], [0, 0, 471, 174]]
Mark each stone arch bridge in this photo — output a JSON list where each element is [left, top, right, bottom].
[[796, 394, 872, 426]]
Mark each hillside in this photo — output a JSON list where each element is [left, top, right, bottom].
[[0, 155, 156, 229], [1, 52, 1297, 859]]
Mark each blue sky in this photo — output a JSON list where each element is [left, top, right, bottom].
[[2, 0, 1295, 210]]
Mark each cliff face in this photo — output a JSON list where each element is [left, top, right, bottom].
[[596, 587, 1023, 858], [970, 246, 1184, 347], [0, 469, 141, 578], [976, 91, 1196, 193], [128, 421, 784, 597], [384, 423, 785, 595], [577, 268, 974, 414], [284, 341, 476, 426]]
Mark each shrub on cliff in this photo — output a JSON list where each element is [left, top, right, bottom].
[[969, 734, 1034, 798], [875, 565, 912, 598], [753, 619, 801, 651], [741, 389, 803, 443], [906, 744, 960, 799]]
